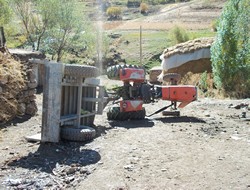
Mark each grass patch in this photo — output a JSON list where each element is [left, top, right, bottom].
[[116, 30, 170, 67], [188, 29, 215, 39]]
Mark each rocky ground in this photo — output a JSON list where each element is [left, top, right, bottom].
[[0, 90, 249, 190]]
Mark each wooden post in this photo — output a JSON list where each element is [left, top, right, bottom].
[[76, 78, 83, 128], [140, 25, 142, 66], [41, 62, 63, 142], [0, 26, 6, 48]]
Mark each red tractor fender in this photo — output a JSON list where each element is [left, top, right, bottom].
[[161, 85, 197, 108]]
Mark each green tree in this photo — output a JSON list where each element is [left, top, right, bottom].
[[10, 0, 56, 50], [33, 0, 57, 50], [44, 0, 86, 62], [211, 0, 250, 98], [11, 0, 34, 45], [10, 0, 107, 64], [169, 25, 189, 45], [0, 0, 12, 25]]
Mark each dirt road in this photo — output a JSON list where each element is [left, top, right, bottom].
[[104, 0, 225, 31], [0, 93, 249, 190]]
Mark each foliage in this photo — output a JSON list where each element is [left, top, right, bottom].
[[198, 71, 208, 92], [10, 0, 56, 50], [43, 0, 85, 61], [211, 0, 250, 98], [0, 0, 12, 25], [210, 19, 218, 32], [10, 0, 35, 45], [106, 6, 122, 20], [10, 0, 100, 63], [140, 3, 149, 14], [169, 25, 189, 45]]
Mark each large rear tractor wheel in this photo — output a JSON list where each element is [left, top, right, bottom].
[[107, 106, 146, 121], [64, 64, 100, 78], [107, 64, 143, 80]]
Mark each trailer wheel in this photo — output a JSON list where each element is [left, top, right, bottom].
[[107, 64, 140, 80], [64, 64, 100, 78], [61, 125, 96, 142], [107, 107, 146, 120], [163, 73, 181, 84]]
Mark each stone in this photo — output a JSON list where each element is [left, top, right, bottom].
[[80, 167, 88, 174], [17, 103, 26, 116], [0, 75, 8, 84], [25, 101, 38, 116], [28, 81, 37, 89], [65, 167, 76, 175]]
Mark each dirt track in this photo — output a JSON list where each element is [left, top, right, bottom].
[[0, 92, 250, 189], [104, 0, 225, 31]]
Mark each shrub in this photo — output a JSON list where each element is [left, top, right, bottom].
[[198, 71, 208, 92], [211, 19, 218, 32], [211, 0, 250, 98], [106, 6, 122, 20], [140, 3, 149, 14], [169, 25, 189, 44]]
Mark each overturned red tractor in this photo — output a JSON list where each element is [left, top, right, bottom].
[[106, 65, 197, 120]]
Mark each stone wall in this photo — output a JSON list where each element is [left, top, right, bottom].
[[10, 49, 45, 118], [0, 49, 45, 122]]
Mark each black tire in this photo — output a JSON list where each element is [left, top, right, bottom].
[[107, 106, 129, 121], [130, 108, 146, 120], [61, 125, 96, 142], [64, 64, 100, 78], [107, 64, 140, 80], [107, 106, 146, 120], [163, 73, 181, 84]]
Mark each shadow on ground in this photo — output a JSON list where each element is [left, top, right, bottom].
[[108, 118, 155, 129], [6, 142, 101, 174], [154, 116, 206, 123], [0, 115, 33, 128]]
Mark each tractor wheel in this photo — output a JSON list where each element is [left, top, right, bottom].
[[163, 73, 181, 85], [129, 108, 146, 120], [107, 106, 130, 120], [107, 106, 146, 121], [64, 64, 100, 78], [61, 125, 96, 142], [107, 64, 140, 80]]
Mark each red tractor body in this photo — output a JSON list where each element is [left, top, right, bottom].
[[107, 65, 197, 120], [120, 100, 143, 112]]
